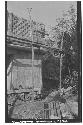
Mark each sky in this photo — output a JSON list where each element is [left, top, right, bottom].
[[7, 1, 77, 29]]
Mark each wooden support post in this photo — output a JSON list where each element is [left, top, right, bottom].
[[27, 8, 34, 101]]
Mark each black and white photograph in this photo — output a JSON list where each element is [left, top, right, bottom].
[[5, 1, 82, 123]]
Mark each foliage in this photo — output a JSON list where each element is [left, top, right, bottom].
[[46, 4, 78, 89]]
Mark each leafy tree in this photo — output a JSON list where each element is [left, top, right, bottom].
[[48, 4, 78, 88], [43, 4, 78, 90]]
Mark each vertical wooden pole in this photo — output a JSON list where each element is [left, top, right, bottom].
[[59, 30, 64, 93], [28, 8, 34, 100], [32, 43, 34, 89], [60, 53, 62, 91]]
